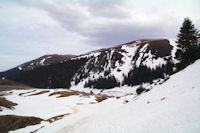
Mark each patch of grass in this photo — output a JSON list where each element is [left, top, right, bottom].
[[95, 94, 108, 102], [63, 88, 70, 90], [46, 113, 70, 123], [0, 97, 18, 111], [49, 91, 79, 98], [28, 90, 50, 96], [0, 79, 28, 86], [19, 90, 36, 96], [0, 91, 13, 96], [0, 94, 5, 96], [0, 115, 43, 133]]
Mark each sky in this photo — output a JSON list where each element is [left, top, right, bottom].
[[0, 0, 200, 72]]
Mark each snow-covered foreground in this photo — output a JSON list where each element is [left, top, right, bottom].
[[42, 60, 200, 133], [1, 60, 200, 133], [0, 89, 96, 119]]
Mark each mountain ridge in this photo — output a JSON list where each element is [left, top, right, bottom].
[[0, 38, 180, 89]]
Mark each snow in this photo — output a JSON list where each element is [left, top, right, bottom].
[[135, 43, 149, 67], [169, 39, 180, 64], [0, 89, 96, 120], [40, 58, 46, 65], [115, 44, 138, 81], [135, 43, 168, 70], [40, 59, 200, 133], [3, 40, 199, 133], [47, 56, 52, 59], [73, 42, 140, 86], [72, 52, 101, 60], [72, 39, 180, 87], [142, 50, 167, 69], [18, 66, 22, 70]]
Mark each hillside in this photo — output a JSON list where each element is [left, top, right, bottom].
[[0, 39, 180, 89], [1, 59, 199, 133], [71, 39, 178, 88], [0, 79, 31, 91], [0, 54, 76, 82], [17, 54, 76, 71], [39, 59, 200, 133]]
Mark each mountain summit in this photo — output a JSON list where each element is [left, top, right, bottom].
[[0, 39, 179, 89]]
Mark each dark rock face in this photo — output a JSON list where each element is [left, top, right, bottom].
[[0, 39, 179, 89]]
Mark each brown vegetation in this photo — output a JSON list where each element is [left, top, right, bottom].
[[19, 90, 37, 96], [0, 79, 28, 86], [0, 79, 31, 91], [0, 97, 18, 111], [0, 115, 43, 133], [95, 94, 108, 102], [0, 91, 13, 96], [49, 91, 79, 98], [28, 90, 50, 96], [47, 113, 70, 123]]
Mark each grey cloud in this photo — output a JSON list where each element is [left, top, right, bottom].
[[82, 23, 172, 47], [38, 2, 176, 47], [4, 0, 181, 47], [80, 1, 131, 19], [42, 3, 88, 32]]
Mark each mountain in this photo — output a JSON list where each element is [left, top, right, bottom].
[[17, 54, 76, 71], [0, 39, 180, 89], [8, 54, 76, 71], [0, 54, 76, 86], [72, 39, 179, 89], [2, 59, 199, 133]]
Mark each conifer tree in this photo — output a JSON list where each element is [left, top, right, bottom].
[[177, 18, 198, 49], [176, 18, 200, 71]]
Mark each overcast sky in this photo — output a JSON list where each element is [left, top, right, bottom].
[[0, 0, 200, 71]]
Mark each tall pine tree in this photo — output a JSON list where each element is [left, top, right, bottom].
[[176, 18, 200, 72], [177, 18, 198, 49]]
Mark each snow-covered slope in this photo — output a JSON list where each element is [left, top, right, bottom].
[[71, 39, 179, 88], [37, 59, 200, 133], [1, 60, 199, 133]]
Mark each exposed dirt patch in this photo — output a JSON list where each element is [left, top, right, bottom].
[[0, 97, 18, 111], [147, 39, 172, 57], [0, 85, 32, 91], [0, 79, 31, 91], [49, 91, 79, 98], [47, 113, 70, 123], [19, 90, 37, 96], [0, 91, 13, 96], [0, 115, 43, 133], [28, 90, 50, 96], [0, 79, 29, 86], [95, 94, 108, 102], [46, 106, 79, 123]]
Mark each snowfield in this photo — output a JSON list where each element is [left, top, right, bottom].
[[1, 60, 200, 133]]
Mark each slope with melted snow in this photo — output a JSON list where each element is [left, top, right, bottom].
[[71, 39, 179, 87], [38, 59, 200, 133]]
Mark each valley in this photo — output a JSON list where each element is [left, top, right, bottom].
[[0, 59, 200, 132]]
